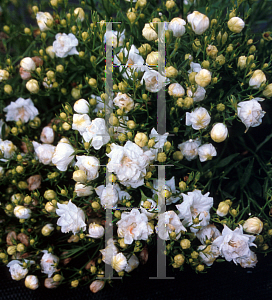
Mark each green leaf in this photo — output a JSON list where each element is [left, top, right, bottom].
[[240, 158, 254, 189], [216, 153, 240, 168]]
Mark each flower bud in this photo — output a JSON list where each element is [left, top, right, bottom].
[[88, 78, 97, 88], [168, 17, 186, 37], [165, 66, 178, 78], [44, 278, 60, 289], [44, 190, 56, 200], [72, 170, 87, 183], [45, 202, 56, 213], [173, 151, 183, 161], [201, 60, 210, 69], [4, 84, 12, 94], [174, 254, 185, 266], [25, 275, 39, 290], [26, 79, 39, 94], [74, 7, 85, 21], [138, 44, 152, 56], [142, 24, 158, 41], [7, 246, 17, 255], [146, 51, 158, 66], [237, 55, 247, 69], [127, 120, 136, 130], [215, 54, 225, 66], [192, 39, 201, 52], [206, 45, 218, 59], [180, 239, 191, 249], [249, 69, 266, 89], [17, 243, 25, 252], [216, 201, 230, 217], [249, 45, 256, 54], [42, 224, 54, 236], [263, 83, 272, 98], [46, 46, 55, 59], [210, 123, 228, 143], [90, 280, 105, 293], [243, 217, 263, 234], [127, 12, 137, 23], [195, 69, 211, 87], [187, 11, 209, 35], [228, 17, 245, 33], [20, 57, 36, 72], [157, 152, 167, 162], [134, 132, 148, 147]]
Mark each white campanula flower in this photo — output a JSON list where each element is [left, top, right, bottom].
[[212, 225, 257, 265], [198, 143, 217, 162], [186, 107, 211, 130], [198, 245, 220, 266], [141, 69, 170, 93], [195, 69, 212, 87], [210, 123, 228, 143], [40, 250, 59, 278], [237, 98, 265, 131], [100, 239, 119, 264], [156, 211, 186, 240], [104, 30, 125, 48], [56, 200, 86, 234], [235, 250, 258, 268], [33, 141, 55, 165], [0, 139, 17, 159], [187, 85, 206, 102], [125, 255, 139, 273], [249, 70, 266, 89], [82, 118, 110, 150], [86, 223, 104, 238], [7, 260, 30, 280], [3, 98, 38, 123], [188, 62, 202, 74], [117, 208, 153, 244], [142, 23, 158, 41], [111, 253, 128, 272], [20, 57, 36, 72], [107, 141, 155, 188], [152, 176, 181, 205], [36, 12, 53, 31], [52, 33, 79, 58], [73, 99, 90, 114], [168, 83, 185, 98], [72, 114, 92, 135], [25, 275, 39, 290], [178, 139, 201, 161], [168, 17, 186, 37], [227, 17, 245, 33], [176, 189, 213, 233], [196, 224, 221, 245], [74, 182, 93, 197], [14, 205, 31, 219], [243, 217, 263, 234], [187, 11, 209, 35], [149, 128, 169, 159], [75, 155, 100, 181], [52, 138, 75, 171], [40, 126, 54, 144], [113, 93, 134, 112]]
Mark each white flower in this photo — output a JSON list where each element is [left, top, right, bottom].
[[111, 253, 128, 272], [195, 69, 212, 87], [52, 138, 75, 171], [249, 70, 266, 89], [52, 33, 79, 58], [91, 94, 114, 114], [113, 93, 134, 112], [196, 224, 221, 244], [227, 17, 245, 33], [213, 225, 257, 265], [72, 114, 92, 135], [140, 198, 159, 220], [216, 201, 230, 217], [176, 189, 213, 232], [7, 260, 29, 280], [104, 30, 125, 48], [56, 200, 86, 234], [198, 245, 220, 266], [198, 144, 217, 162], [40, 250, 59, 278], [152, 176, 181, 205], [100, 238, 119, 265], [86, 223, 104, 238], [3, 98, 39, 123], [125, 255, 139, 273], [188, 62, 202, 74], [0, 139, 17, 159], [74, 183, 93, 197], [14, 205, 31, 219], [74, 7, 85, 21], [187, 11, 209, 35], [107, 141, 155, 188], [140, 69, 170, 93], [168, 83, 185, 97], [0, 69, 9, 81], [20, 57, 36, 72], [210, 123, 228, 143], [116, 208, 153, 244], [168, 17, 186, 37], [33, 141, 55, 165], [75, 155, 100, 181], [26, 79, 39, 94], [82, 118, 110, 150], [25, 275, 39, 290], [237, 98, 265, 131], [178, 139, 201, 161], [36, 12, 53, 31], [235, 250, 258, 268], [40, 126, 54, 144], [149, 128, 169, 159], [186, 107, 211, 130], [156, 211, 186, 240], [73, 99, 90, 114], [243, 217, 263, 234], [187, 85, 206, 102], [142, 23, 158, 41]]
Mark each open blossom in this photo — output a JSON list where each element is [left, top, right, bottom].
[[149, 128, 169, 159], [33, 141, 55, 165], [72, 114, 92, 135], [186, 107, 211, 130], [0, 139, 17, 159], [74, 183, 93, 197], [212, 225, 257, 265], [36, 12, 53, 31], [56, 200, 86, 235], [3, 98, 38, 123], [187, 85, 206, 102], [0, 69, 9, 81], [117, 208, 153, 244], [140, 69, 170, 93], [178, 139, 201, 161], [82, 118, 110, 150], [196, 224, 221, 245], [198, 245, 220, 266], [235, 250, 258, 268], [40, 126, 54, 144], [73, 99, 90, 114], [104, 30, 125, 48], [52, 138, 75, 171], [156, 211, 186, 240], [107, 141, 155, 188], [168, 17, 186, 37], [7, 260, 30, 280], [40, 250, 59, 278], [176, 190, 213, 233], [20, 57, 36, 72], [113, 93, 134, 112], [188, 62, 202, 74], [52, 33, 79, 58], [168, 83, 185, 97], [75, 155, 99, 181], [125, 255, 140, 273], [140, 198, 159, 220], [198, 143, 217, 162], [249, 70, 266, 89], [86, 223, 104, 238], [237, 98, 265, 130], [111, 253, 128, 272], [187, 11, 209, 35], [100, 238, 119, 265]]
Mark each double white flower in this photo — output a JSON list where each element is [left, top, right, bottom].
[[52, 33, 79, 58]]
